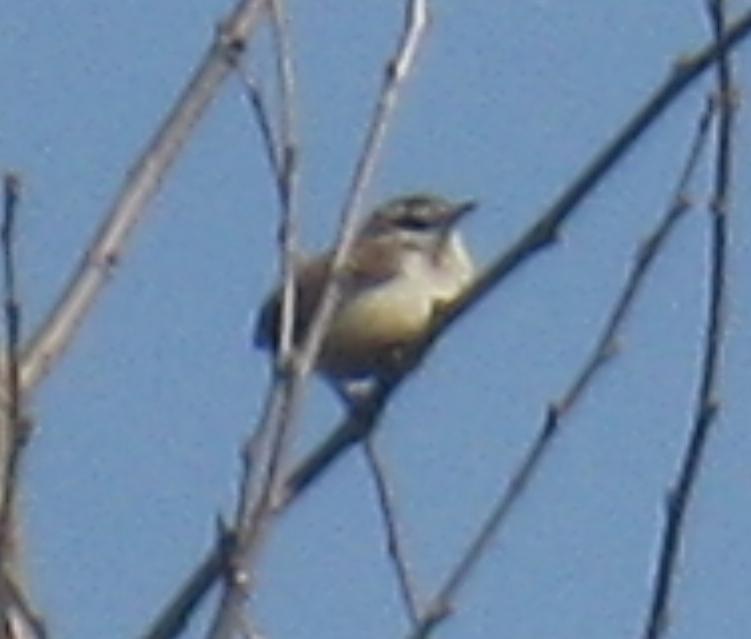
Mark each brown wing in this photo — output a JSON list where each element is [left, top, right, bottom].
[[345, 236, 403, 286], [254, 237, 404, 353], [254, 255, 332, 351]]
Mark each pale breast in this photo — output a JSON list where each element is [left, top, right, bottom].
[[320, 275, 434, 378]]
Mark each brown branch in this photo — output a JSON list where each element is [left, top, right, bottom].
[[436, 5, 751, 339], [559, 97, 716, 414], [281, 8, 751, 505], [139, 532, 228, 639], [293, 0, 430, 382], [0, 572, 46, 639], [0, 174, 46, 639], [19, 0, 270, 394], [205, 3, 430, 638], [141, 9, 751, 637], [363, 438, 421, 625], [237, 67, 284, 203], [0, 172, 24, 548], [233, 0, 301, 491], [280, 383, 392, 505], [641, 2, 736, 637], [232, 12, 303, 567], [268, 0, 300, 362], [407, 97, 717, 639]]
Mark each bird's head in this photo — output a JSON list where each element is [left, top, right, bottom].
[[359, 194, 476, 248]]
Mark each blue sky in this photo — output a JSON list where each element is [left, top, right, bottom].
[[3, 1, 751, 638]]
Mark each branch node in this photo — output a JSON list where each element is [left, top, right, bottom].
[[703, 397, 720, 420], [216, 18, 247, 64], [544, 403, 561, 433], [676, 192, 693, 212], [94, 249, 120, 272]]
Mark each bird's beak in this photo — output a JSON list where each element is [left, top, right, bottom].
[[447, 199, 477, 226], [436, 200, 476, 247]]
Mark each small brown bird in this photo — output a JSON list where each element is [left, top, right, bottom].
[[255, 193, 476, 396]]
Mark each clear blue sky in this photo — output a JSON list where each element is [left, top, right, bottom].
[[3, 1, 751, 638]]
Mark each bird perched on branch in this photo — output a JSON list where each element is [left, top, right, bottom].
[[255, 193, 476, 399]]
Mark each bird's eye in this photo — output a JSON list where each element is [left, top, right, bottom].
[[398, 214, 431, 231]]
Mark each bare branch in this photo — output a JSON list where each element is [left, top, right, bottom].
[[281, 9, 751, 504], [233, 0, 301, 493], [1, 174, 21, 434], [435, 6, 751, 339], [280, 384, 391, 505], [407, 96, 717, 639], [139, 533, 228, 639], [142, 10, 751, 636], [0, 173, 46, 639], [294, 0, 430, 380], [364, 438, 421, 625], [268, 0, 300, 362], [205, 4, 432, 637], [19, 0, 270, 393], [641, 2, 737, 637], [558, 97, 716, 414], [0, 172, 24, 546], [237, 67, 284, 198], [235, 0, 300, 359]]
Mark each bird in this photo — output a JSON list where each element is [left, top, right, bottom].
[[254, 193, 476, 398]]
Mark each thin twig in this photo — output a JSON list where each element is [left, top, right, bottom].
[[641, 2, 736, 637], [281, 10, 751, 504], [209, 0, 424, 639], [294, 0, 430, 381], [205, 377, 295, 639], [0, 173, 23, 545], [209, 2, 428, 639], [363, 438, 421, 625], [0, 571, 47, 639], [234, 0, 301, 494], [434, 7, 750, 339], [280, 372, 394, 507], [1, 175, 21, 405], [268, 0, 300, 362], [204, 3, 304, 638], [139, 534, 227, 639], [559, 97, 716, 414], [252, 0, 300, 484], [206, 4, 431, 637], [407, 98, 717, 639], [142, 11, 751, 636], [0, 174, 46, 639], [232, 3, 302, 540], [237, 67, 284, 193], [19, 0, 270, 393]]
